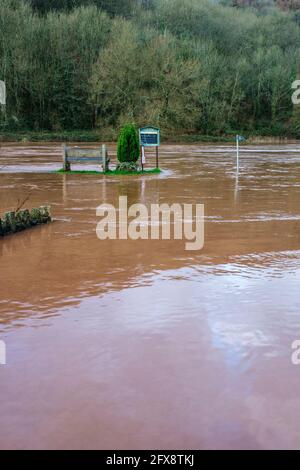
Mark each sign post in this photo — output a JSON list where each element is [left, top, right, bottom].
[[236, 135, 245, 172], [141, 146, 146, 171], [139, 127, 160, 169]]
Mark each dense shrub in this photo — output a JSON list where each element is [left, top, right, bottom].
[[117, 124, 140, 164]]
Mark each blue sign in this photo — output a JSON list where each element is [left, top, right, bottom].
[[139, 127, 160, 147]]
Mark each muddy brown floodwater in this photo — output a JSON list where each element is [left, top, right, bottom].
[[0, 142, 299, 450]]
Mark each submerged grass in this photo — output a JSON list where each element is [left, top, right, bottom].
[[55, 168, 161, 175]]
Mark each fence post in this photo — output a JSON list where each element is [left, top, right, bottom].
[[102, 144, 110, 172], [102, 144, 106, 172], [106, 147, 110, 172], [62, 144, 70, 171]]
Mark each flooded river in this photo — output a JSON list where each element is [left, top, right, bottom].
[[0, 142, 299, 450]]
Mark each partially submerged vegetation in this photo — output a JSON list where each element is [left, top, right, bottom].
[[55, 168, 161, 175], [0, 206, 51, 236], [1, 0, 300, 139]]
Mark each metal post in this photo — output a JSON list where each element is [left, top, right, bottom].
[[236, 135, 239, 173], [156, 146, 159, 169]]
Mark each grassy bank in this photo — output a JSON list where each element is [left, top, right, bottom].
[[1, 130, 299, 144], [0, 130, 104, 143]]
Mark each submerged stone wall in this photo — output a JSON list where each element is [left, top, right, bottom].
[[0, 206, 51, 236]]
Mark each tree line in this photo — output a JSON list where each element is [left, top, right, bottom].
[[0, 0, 300, 137]]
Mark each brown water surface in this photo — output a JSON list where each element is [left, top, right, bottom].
[[0, 142, 299, 449]]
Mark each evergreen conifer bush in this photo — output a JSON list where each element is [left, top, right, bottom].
[[116, 124, 140, 171]]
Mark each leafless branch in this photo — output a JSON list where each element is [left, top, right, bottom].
[[15, 188, 34, 213]]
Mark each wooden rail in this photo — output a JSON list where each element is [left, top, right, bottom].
[[62, 144, 110, 172]]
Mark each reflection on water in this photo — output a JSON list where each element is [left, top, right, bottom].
[[0, 142, 299, 449]]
